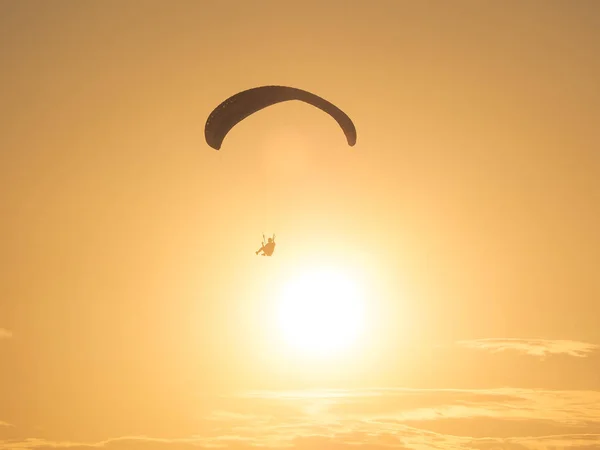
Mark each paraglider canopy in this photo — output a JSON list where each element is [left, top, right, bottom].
[[205, 85, 357, 150]]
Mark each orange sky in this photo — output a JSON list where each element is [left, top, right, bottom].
[[1, 1, 599, 449]]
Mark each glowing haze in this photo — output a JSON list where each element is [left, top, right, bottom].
[[1, 1, 599, 450]]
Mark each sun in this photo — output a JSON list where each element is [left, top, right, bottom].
[[276, 267, 365, 357]]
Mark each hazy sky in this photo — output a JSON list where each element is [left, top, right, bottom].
[[1, 1, 599, 449]]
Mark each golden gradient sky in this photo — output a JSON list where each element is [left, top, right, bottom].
[[1, 1, 599, 449]]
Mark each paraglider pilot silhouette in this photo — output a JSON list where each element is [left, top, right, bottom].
[[256, 234, 276, 256]]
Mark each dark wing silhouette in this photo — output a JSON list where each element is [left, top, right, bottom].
[[205, 85, 357, 150]]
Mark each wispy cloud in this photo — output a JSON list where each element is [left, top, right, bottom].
[[3, 388, 600, 450], [0, 422, 13, 428], [457, 338, 599, 358], [198, 388, 600, 447], [0, 328, 12, 340], [2, 428, 600, 450]]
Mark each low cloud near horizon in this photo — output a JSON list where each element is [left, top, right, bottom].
[[0, 328, 12, 340], [457, 338, 599, 358], [2, 387, 600, 450]]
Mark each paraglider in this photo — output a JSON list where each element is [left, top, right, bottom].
[[205, 85, 357, 256], [204, 85, 357, 150]]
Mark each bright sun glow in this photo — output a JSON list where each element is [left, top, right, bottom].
[[277, 267, 365, 356]]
